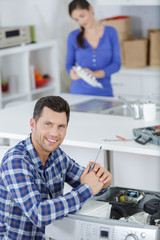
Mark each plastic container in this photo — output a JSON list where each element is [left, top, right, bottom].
[[143, 103, 156, 122], [77, 200, 112, 219]]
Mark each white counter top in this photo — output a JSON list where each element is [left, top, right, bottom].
[[0, 93, 160, 157]]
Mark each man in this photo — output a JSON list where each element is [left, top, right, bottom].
[[0, 96, 112, 239]]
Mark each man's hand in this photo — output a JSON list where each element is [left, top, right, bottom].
[[89, 162, 112, 190], [81, 163, 112, 195], [80, 164, 103, 195]]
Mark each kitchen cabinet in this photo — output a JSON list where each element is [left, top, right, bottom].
[[111, 66, 160, 100], [96, 0, 160, 6], [0, 40, 60, 108]]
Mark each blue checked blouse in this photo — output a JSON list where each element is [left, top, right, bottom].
[[0, 135, 93, 239]]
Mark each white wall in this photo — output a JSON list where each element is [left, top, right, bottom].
[[0, 0, 159, 92]]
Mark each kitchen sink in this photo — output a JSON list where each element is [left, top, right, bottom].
[[70, 98, 133, 117], [70, 98, 160, 118], [70, 98, 123, 114], [101, 104, 133, 117], [106, 104, 160, 117]]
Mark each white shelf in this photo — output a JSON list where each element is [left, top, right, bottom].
[[30, 85, 55, 95], [0, 40, 61, 108], [96, 0, 160, 6], [2, 92, 29, 102], [0, 40, 57, 57]]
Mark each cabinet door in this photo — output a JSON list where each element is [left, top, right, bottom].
[[112, 151, 160, 192], [111, 73, 142, 97]]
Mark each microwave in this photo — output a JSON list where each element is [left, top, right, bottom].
[[0, 25, 34, 48]]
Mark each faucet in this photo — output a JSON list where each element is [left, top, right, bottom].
[[118, 96, 141, 119]]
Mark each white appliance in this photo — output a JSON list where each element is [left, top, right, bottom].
[[0, 26, 31, 48], [46, 214, 159, 240], [45, 187, 160, 240]]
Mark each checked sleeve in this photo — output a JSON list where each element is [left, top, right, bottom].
[[1, 158, 92, 228]]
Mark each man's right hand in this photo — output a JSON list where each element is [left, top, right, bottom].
[[80, 164, 103, 195]]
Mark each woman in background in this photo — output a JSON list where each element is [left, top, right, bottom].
[[66, 0, 121, 96]]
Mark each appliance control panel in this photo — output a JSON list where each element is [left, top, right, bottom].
[[78, 221, 158, 240]]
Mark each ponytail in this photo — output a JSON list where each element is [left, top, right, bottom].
[[69, 0, 90, 48], [77, 27, 86, 48]]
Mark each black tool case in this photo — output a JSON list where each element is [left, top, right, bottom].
[[133, 125, 160, 146]]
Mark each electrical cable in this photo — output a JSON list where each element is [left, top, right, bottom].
[[144, 192, 160, 199], [108, 200, 136, 206]]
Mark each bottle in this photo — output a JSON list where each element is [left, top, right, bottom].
[[133, 101, 141, 119]]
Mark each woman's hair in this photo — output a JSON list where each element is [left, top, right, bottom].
[[33, 96, 70, 124], [69, 0, 90, 48]]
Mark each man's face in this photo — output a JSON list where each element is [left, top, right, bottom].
[[30, 107, 67, 160]]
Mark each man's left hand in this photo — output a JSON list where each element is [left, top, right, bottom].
[[88, 162, 112, 189]]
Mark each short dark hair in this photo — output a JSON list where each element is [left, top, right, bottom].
[[33, 96, 70, 124]]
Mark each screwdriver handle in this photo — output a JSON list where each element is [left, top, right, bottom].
[[88, 146, 102, 173], [88, 162, 95, 172]]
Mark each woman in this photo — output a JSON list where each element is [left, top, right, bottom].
[[66, 0, 121, 96]]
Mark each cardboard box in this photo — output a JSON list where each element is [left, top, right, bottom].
[[123, 39, 148, 68], [102, 16, 131, 33], [148, 29, 160, 66], [101, 16, 131, 64], [118, 32, 131, 64]]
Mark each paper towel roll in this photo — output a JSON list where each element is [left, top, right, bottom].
[[143, 103, 156, 122], [7, 75, 18, 94]]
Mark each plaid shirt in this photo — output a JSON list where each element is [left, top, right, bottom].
[[0, 135, 93, 240]]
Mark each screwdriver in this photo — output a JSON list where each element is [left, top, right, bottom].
[[88, 146, 102, 172]]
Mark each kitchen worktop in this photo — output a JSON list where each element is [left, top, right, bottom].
[[0, 93, 160, 157]]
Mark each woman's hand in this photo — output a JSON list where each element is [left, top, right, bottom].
[[70, 67, 105, 80], [83, 68, 94, 76], [83, 68, 105, 79], [70, 68, 80, 80]]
